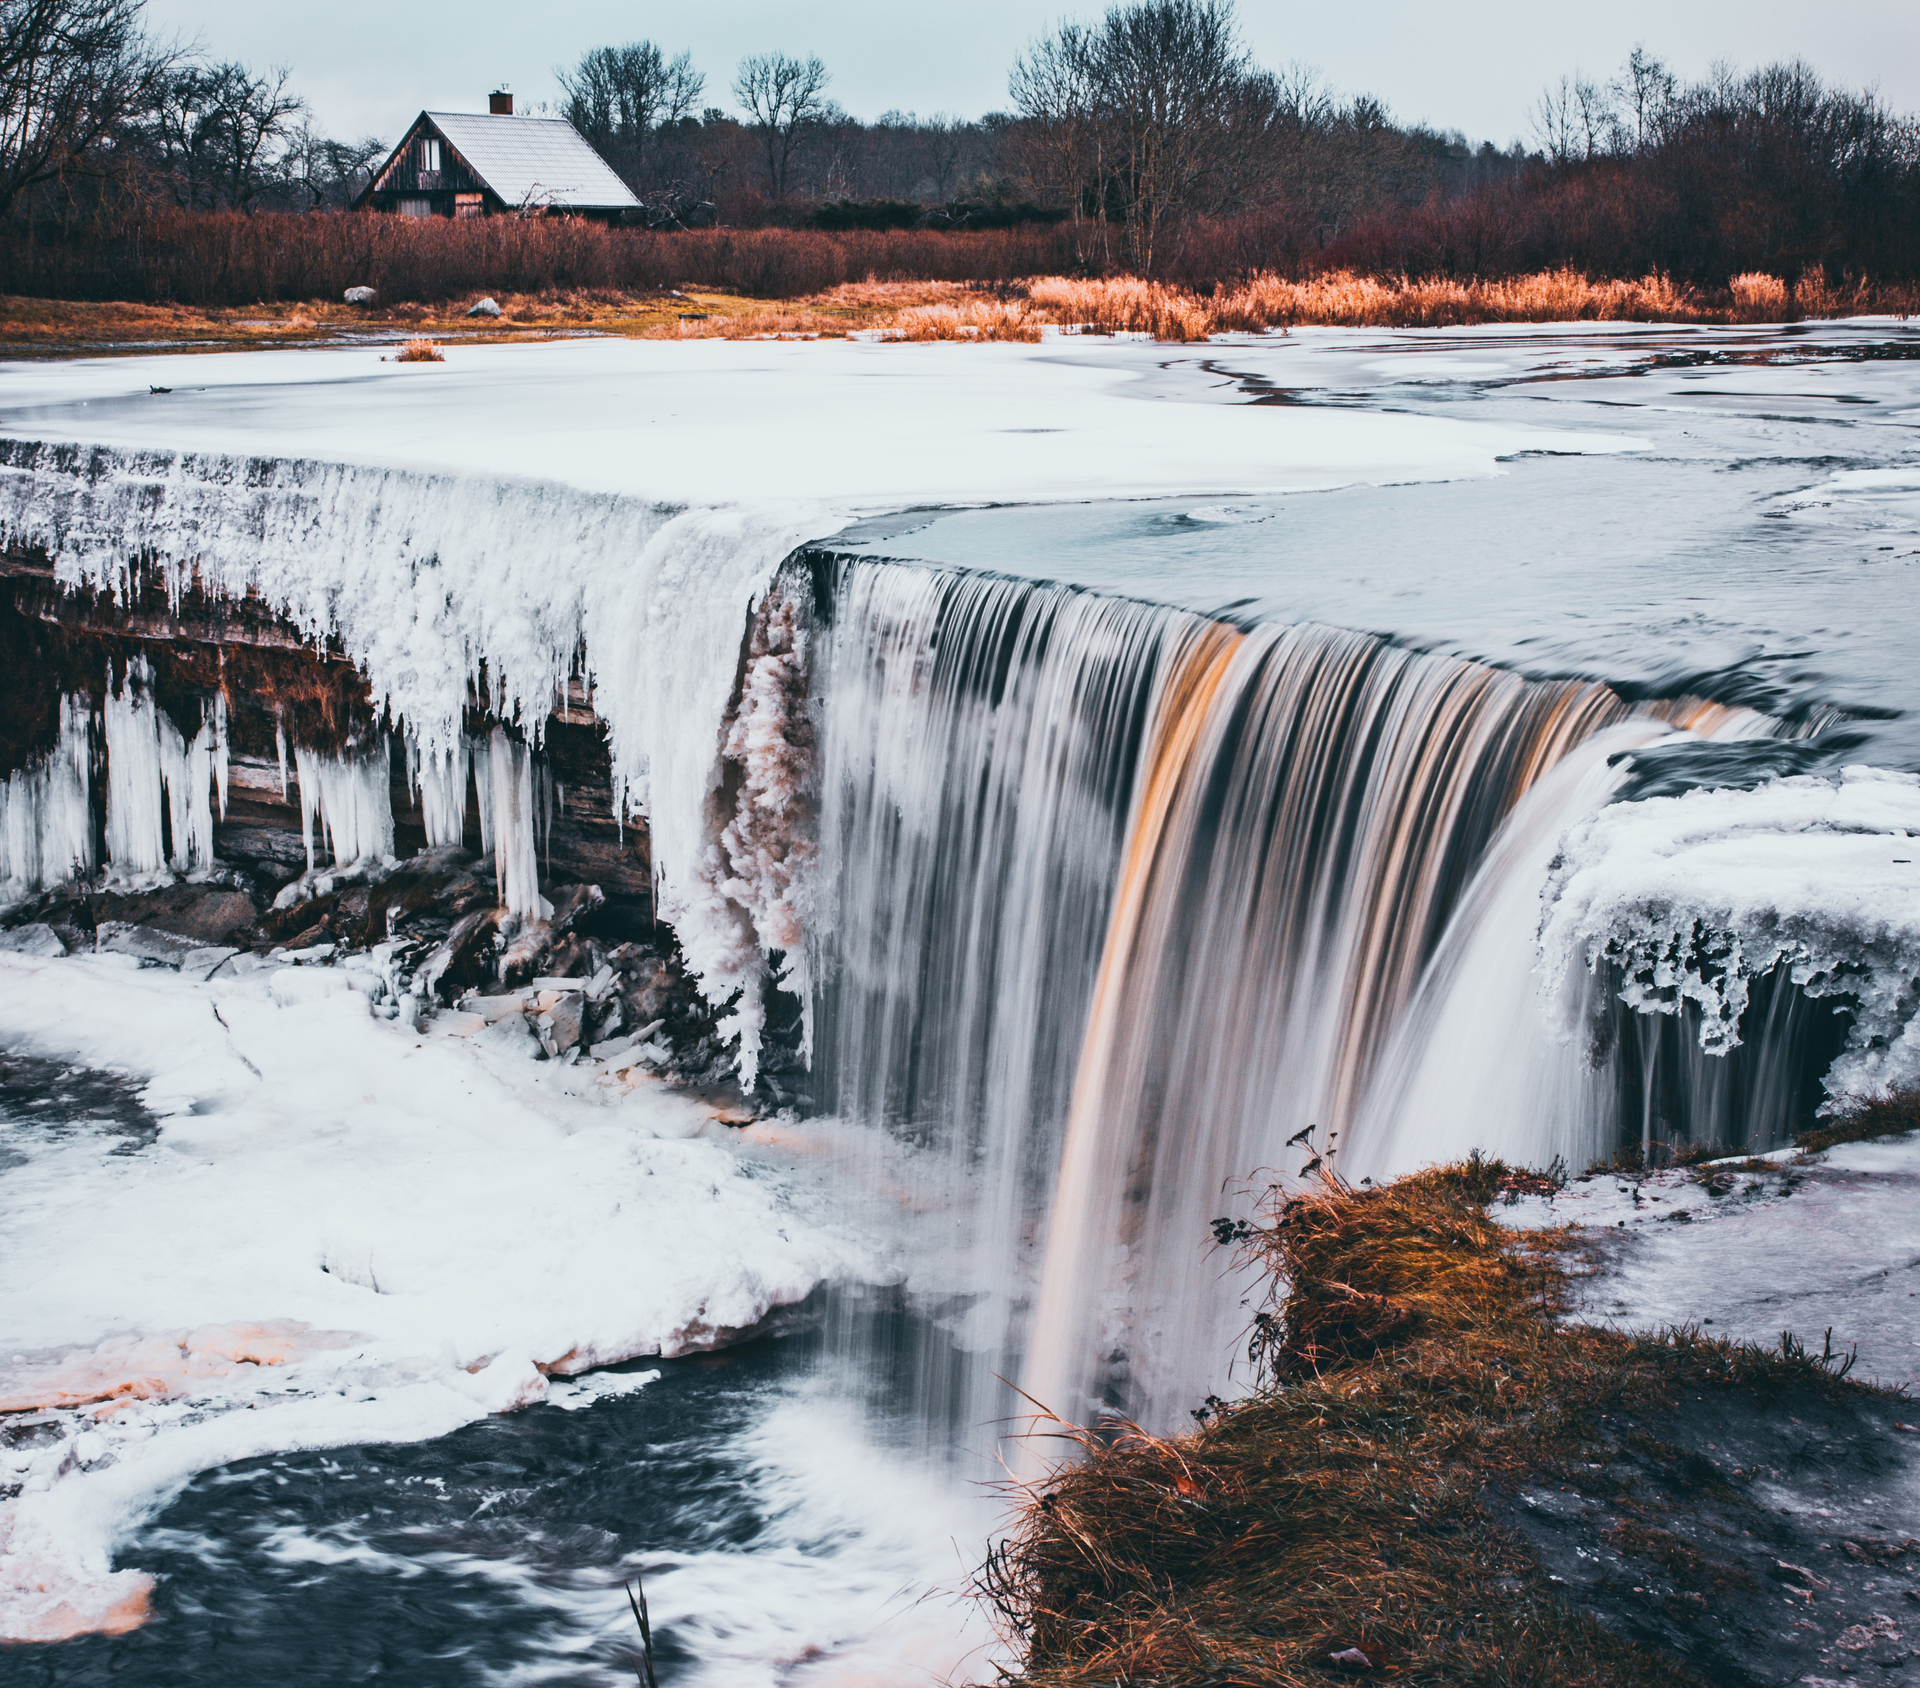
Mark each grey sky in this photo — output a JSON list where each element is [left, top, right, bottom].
[[151, 0, 1919, 154]]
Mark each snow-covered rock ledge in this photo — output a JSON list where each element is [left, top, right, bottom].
[[1541, 766, 1920, 1098], [0, 947, 883, 1643]]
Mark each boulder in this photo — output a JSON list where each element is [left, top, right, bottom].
[[466, 296, 502, 318], [535, 994, 585, 1057], [93, 884, 260, 947], [0, 924, 67, 958], [344, 286, 376, 304], [416, 907, 504, 1000]]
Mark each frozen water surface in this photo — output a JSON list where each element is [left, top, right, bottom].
[[835, 321, 1920, 766]]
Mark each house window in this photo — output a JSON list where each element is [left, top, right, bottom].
[[420, 138, 441, 173], [397, 197, 432, 219]]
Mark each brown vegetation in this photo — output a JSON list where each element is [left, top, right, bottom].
[[5, 266, 1914, 361], [982, 1159, 1903, 1687], [1794, 1083, 1920, 1153]]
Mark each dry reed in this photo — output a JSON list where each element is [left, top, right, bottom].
[[392, 336, 442, 362]]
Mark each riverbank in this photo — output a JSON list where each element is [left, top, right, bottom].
[[988, 1115, 1920, 1687], [5, 268, 1916, 359]]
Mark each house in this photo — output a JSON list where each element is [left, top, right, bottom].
[[355, 92, 640, 221]]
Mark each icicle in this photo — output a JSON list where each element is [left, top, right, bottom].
[[487, 728, 546, 916], [291, 741, 395, 870], [0, 697, 94, 902], [103, 659, 168, 875], [210, 694, 229, 820], [471, 735, 494, 857], [102, 658, 218, 878], [275, 714, 289, 800], [411, 735, 471, 849]]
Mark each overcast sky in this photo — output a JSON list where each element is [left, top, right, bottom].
[[149, 0, 1920, 152]]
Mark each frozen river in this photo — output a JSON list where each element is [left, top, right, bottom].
[[2, 318, 1917, 1684]]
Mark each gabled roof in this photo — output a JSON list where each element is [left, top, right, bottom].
[[390, 112, 640, 211]]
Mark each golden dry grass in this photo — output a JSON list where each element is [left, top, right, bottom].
[[981, 1160, 1895, 1688], [392, 336, 443, 362], [3, 269, 1912, 358]]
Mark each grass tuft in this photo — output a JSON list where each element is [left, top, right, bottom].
[[1794, 1082, 1920, 1153], [392, 336, 443, 362]]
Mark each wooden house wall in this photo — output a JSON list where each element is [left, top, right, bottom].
[[371, 122, 484, 198]]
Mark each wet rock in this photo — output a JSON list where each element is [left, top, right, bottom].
[[496, 919, 554, 987], [548, 882, 606, 935], [542, 931, 594, 978], [534, 994, 585, 1057], [96, 922, 212, 967], [264, 890, 339, 943], [417, 907, 505, 1001], [92, 883, 260, 947]]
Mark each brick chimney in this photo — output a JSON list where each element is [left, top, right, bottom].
[[489, 89, 513, 116]]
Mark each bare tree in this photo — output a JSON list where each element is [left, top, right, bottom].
[[0, 0, 167, 215], [1613, 45, 1676, 153], [732, 52, 830, 198], [1010, 21, 1106, 253], [202, 61, 301, 208], [556, 40, 702, 179], [1011, 0, 1255, 270]]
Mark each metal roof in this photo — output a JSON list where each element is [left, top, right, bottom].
[[423, 113, 640, 211]]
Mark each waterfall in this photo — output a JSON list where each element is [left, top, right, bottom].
[[802, 554, 1821, 1449]]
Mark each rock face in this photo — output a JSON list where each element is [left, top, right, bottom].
[[0, 541, 796, 1115], [89, 884, 259, 947]]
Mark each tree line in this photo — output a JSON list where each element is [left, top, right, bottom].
[[3, 0, 1917, 286]]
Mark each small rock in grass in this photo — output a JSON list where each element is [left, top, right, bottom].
[[466, 296, 502, 318]]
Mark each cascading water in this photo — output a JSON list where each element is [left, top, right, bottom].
[[799, 551, 1849, 1450]]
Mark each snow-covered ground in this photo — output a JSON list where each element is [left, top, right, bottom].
[[0, 947, 906, 1645], [1500, 1132, 1920, 1393]]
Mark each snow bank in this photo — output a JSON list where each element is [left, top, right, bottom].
[[1540, 766, 1920, 1096], [0, 948, 881, 1642]]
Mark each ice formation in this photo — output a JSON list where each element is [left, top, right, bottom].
[[484, 728, 546, 917], [1540, 766, 1920, 1097], [408, 734, 470, 848], [0, 330, 1644, 1064], [0, 696, 93, 904], [0, 946, 883, 1643], [100, 658, 222, 878], [291, 742, 395, 872]]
